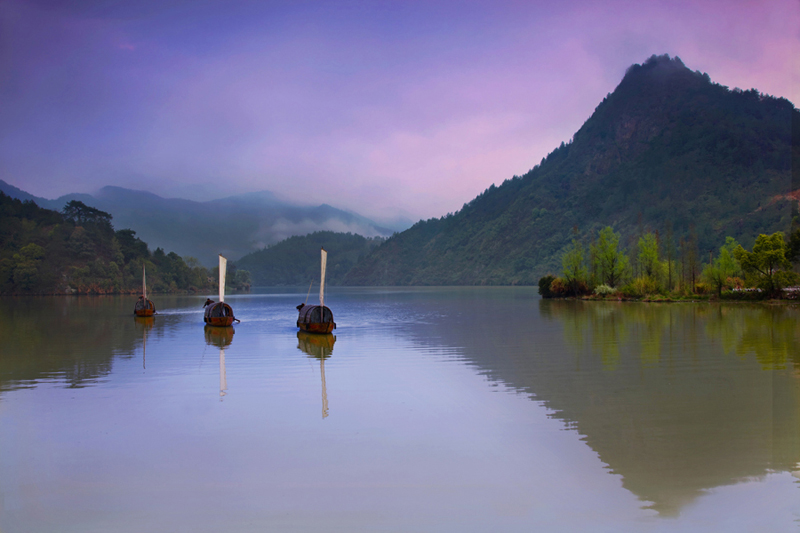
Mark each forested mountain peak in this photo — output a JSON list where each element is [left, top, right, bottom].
[[344, 54, 797, 286]]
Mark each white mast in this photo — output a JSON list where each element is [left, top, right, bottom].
[[142, 264, 147, 300], [319, 248, 327, 308], [219, 254, 227, 303]]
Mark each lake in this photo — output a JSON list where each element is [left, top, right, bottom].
[[0, 288, 798, 532]]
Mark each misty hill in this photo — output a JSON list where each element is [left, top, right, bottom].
[[0, 182, 404, 267], [344, 54, 798, 286], [236, 231, 383, 286]]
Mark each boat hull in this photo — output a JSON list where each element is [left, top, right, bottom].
[[298, 321, 336, 334], [133, 298, 156, 317], [206, 316, 235, 327]]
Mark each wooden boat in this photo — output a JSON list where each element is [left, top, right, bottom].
[[133, 265, 156, 317], [204, 254, 239, 327], [296, 247, 336, 334]]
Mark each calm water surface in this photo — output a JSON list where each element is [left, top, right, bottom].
[[1, 288, 798, 532]]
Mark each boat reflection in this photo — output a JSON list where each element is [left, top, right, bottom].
[[204, 325, 235, 348], [134, 316, 154, 370], [296, 331, 336, 419], [204, 325, 233, 400]]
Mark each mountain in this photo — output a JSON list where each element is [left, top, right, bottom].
[[0, 182, 404, 266], [344, 55, 799, 286], [235, 231, 383, 286]]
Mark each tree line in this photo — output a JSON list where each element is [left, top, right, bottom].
[[540, 222, 800, 300], [0, 193, 250, 294]]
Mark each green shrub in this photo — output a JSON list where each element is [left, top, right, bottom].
[[694, 282, 711, 294], [621, 276, 659, 298], [538, 275, 556, 298], [549, 277, 568, 297], [593, 284, 617, 296]]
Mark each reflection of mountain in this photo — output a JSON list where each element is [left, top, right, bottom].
[[0, 297, 155, 392], [401, 294, 800, 516]]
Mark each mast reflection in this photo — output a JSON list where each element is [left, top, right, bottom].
[[296, 331, 336, 419], [205, 325, 234, 400], [134, 316, 155, 370]]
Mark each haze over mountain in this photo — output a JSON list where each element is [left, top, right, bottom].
[[0, 181, 409, 266], [344, 55, 799, 286]]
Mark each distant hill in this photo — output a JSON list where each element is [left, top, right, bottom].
[[0, 182, 407, 267], [344, 54, 799, 286], [0, 192, 214, 294], [236, 231, 383, 286]]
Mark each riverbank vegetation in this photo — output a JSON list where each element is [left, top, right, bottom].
[[539, 224, 800, 301], [0, 192, 250, 295]]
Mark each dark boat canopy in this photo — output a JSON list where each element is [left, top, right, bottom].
[[205, 302, 234, 319], [134, 298, 155, 312], [297, 304, 333, 325]]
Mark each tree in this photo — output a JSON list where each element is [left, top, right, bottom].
[[62, 201, 112, 226], [663, 221, 676, 291], [734, 232, 791, 295], [12, 243, 45, 291], [684, 227, 699, 290], [637, 232, 659, 279], [591, 227, 629, 287], [702, 237, 741, 297], [561, 239, 587, 295], [115, 229, 149, 262], [788, 226, 800, 264]]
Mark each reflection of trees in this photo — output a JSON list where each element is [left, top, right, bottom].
[[542, 300, 799, 372], [544, 300, 689, 369], [0, 297, 154, 392], [407, 294, 800, 517], [533, 299, 800, 515], [702, 305, 800, 370]]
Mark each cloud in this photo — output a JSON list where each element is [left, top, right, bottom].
[[1, 0, 797, 220]]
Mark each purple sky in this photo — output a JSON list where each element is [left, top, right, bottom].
[[1, 0, 797, 222]]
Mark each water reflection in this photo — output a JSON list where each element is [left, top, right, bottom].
[[529, 300, 800, 515], [204, 325, 235, 348], [1, 291, 797, 528], [297, 331, 336, 419], [204, 325, 234, 400], [0, 297, 142, 391], [396, 295, 800, 516], [134, 316, 154, 370]]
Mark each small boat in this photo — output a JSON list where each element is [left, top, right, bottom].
[[133, 265, 156, 317], [204, 254, 239, 327], [296, 247, 336, 334]]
